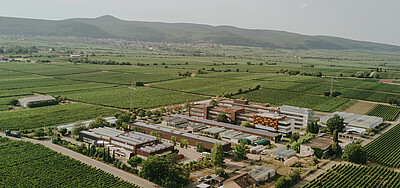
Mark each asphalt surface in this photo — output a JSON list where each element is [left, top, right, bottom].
[[0, 133, 159, 188]]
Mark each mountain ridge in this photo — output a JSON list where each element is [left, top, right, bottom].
[[1, 15, 399, 51]]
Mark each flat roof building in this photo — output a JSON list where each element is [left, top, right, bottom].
[[127, 122, 231, 151], [320, 112, 383, 130], [18, 95, 57, 107]]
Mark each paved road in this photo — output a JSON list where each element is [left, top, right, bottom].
[[0, 133, 159, 188]]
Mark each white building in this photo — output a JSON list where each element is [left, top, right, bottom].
[[279, 105, 314, 129]]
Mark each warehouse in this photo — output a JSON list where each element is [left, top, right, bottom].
[[18, 95, 57, 107], [162, 117, 190, 128], [200, 127, 226, 137], [170, 114, 279, 140], [127, 122, 231, 151], [320, 112, 383, 130], [79, 127, 174, 158]]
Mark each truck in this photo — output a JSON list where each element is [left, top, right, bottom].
[[5, 130, 21, 138]]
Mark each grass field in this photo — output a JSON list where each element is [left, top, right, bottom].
[[364, 123, 400, 168], [302, 164, 400, 188], [53, 86, 207, 109], [0, 103, 118, 130], [367, 104, 400, 121], [0, 138, 137, 187], [344, 101, 377, 114]]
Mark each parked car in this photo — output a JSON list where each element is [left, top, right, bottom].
[[204, 175, 211, 179], [177, 154, 184, 159], [197, 177, 204, 182], [261, 150, 268, 155]]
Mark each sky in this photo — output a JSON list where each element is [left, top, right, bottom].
[[1, 0, 400, 46]]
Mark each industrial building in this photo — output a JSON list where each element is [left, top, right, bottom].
[[300, 137, 333, 157], [319, 112, 383, 131], [79, 127, 174, 158], [18, 95, 57, 107], [162, 117, 190, 128], [126, 122, 231, 151], [270, 148, 296, 161], [189, 99, 313, 135], [171, 114, 279, 140]]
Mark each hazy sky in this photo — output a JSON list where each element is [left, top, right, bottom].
[[1, 0, 399, 46]]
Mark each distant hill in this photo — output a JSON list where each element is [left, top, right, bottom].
[[1, 15, 399, 51]]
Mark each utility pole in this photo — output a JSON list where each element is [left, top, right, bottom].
[[330, 77, 333, 94], [129, 81, 137, 112]]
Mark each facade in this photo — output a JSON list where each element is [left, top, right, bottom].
[[127, 122, 231, 151], [320, 112, 383, 130], [171, 114, 279, 140], [18, 95, 57, 107], [189, 99, 312, 134]]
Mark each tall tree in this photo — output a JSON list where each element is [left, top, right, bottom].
[[333, 130, 339, 142], [196, 142, 205, 152], [326, 114, 345, 132], [233, 140, 249, 161], [128, 155, 143, 169], [171, 136, 177, 146], [211, 143, 224, 167]]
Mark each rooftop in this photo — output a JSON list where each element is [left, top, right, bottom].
[[320, 112, 383, 129], [280, 105, 313, 115], [248, 165, 276, 182], [271, 148, 296, 157], [19, 95, 56, 103]]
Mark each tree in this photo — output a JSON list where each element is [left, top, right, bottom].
[[238, 88, 243, 94], [215, 113, 229, 123], [211, 143, 224, 167], [330, 142, 342, 157], [34, 129, 45, 137], [145, 110, 153, 117], [333, 130, 339, 142], [315, 72, 323, 77], [331, 91, 342, 97], [215, 167, 227, 178], [307, 122, 319, 134], [71, 123, 86, 135], [59, 128, 67, 136], [240, 121, 252, 128], [342, 144, 366, 164], [128, 155, 143, 169], [326, 114, 345, 132], [290, 133, 300, 143], [323, 91, 330, 96], [196, 142, 205, 152], [209, 99, 217, 106], [233, 140, 249, 161], [171, 136, 177, 146], [9, 99, 18, 106], [139, 155, 189, 187], [150, 131, 160, 138], [88, 117, 109, 129], [180, 139, 189, 149]]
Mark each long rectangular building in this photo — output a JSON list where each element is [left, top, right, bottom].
[[190, 99, 313, 129], [127, 122, 231, 151], [171, 114, 280, 139]]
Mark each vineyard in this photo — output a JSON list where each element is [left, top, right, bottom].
[[0, 137, 138, 187], [367, 104, 400, 121], [0, 103, 118, 130], [364, 123, 400, 168], [302, 164, 400, 188]]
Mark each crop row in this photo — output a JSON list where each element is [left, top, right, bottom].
[[0, 103, 118, 130], [0, 138, 138, 187], [367, 104, 400, 121], [302, 164, 400, 188], [364, 123, 400, 168]]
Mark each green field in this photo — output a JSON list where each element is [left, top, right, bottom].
[[0, 103, 118, 130], [53, 86, 207, 109], [364, 123, 400, 168], [367, 104, 400, 121], [0, 137, 138, 187], [302, 164, 400, 188]]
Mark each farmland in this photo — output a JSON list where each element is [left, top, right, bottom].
[[344, 101, 377, 114], [0, 103, 118, 130], [52, 86, 206, 109], [302, 164, 400, 188], [364, 123, 400, 168], [0, 138, 138, 187], [366, 104, 400, 121]]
